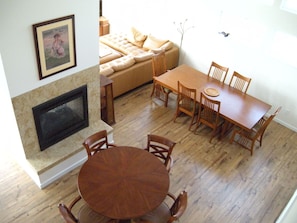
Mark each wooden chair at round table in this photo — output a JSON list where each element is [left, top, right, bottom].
[[82, 129, 116, 158], [58, 195, 117, 223], [132, 190, 188, 223], [145, 134, 176, 172]]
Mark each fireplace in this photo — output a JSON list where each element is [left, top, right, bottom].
[[33, 85, 89, 151], [11, 66, 115, 188]]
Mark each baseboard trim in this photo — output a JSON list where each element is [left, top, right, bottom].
[[22, 150, 87, 189], [275, 189, 297, 223], [39, 150, 87, 189]]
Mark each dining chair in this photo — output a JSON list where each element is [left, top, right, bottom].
[[173, 81, 199, 130], [150, 51, 172, 107], [230, 106, 281, 155], [82, 129, 116, 158], [58, 195, 116, 223], [195, 92, 224, 143], [145, 134, 176, 172], [207, 61, 229, 83], [132, 190, 188, 223], [229, 71, 252, 94]]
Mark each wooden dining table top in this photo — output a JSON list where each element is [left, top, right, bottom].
[[154, 64, 272, 131], [77, 146, 170, 220]]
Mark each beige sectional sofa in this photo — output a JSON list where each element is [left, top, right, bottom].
[[99, 28, 179, 98]]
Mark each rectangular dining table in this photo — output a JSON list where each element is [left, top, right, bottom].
[[154, 64, 272, 131]]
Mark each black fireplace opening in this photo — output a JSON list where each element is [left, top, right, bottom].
[[33, 85, 89, 151]]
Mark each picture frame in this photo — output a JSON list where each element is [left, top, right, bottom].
[[33, 15, 76, 80]]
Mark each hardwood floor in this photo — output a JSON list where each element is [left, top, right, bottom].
[[1, 83, 297, 223]]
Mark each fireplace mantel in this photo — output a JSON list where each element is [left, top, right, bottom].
[[12, 65, 113, 189]]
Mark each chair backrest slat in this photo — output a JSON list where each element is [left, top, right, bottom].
[[175, 81, 198, 130], [178, 81, 197, 110], [229, 71, 251, 93], [199, 92, 221, 127], [152, 51, 167, 77], [207, 61, 229, 83], [82, 130, 110, 158], [255, 106, 282, 139], [230, 106, 281, 155], [146, 134, 176, 167]]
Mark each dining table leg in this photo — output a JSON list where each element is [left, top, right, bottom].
[[220, 121, 234, 139]]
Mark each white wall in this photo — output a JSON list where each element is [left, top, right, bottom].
[[0, 0, 99, 97], [104, 0, 297, 132], [0, 0, 99, 160], [0, 54, 24, 161], [0, 0, 296, 132]]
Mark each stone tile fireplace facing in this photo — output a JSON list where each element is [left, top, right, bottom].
[[12, 65, 113, 189], [32, 85, 89, 151]]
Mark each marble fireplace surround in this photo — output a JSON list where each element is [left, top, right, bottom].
[[12, 65, 113, 189]]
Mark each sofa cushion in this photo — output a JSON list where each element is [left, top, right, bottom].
[[99, 64, 114, 76], [149, 41, 173, 54], [99, 43, 122, 64], [100, 33, 148, 56], [127, 27, 147, 48], [110, 56, 135, 71], [133, 52, 154, 62], [143, 35, 169, 50], [100, 52, 122, 64]]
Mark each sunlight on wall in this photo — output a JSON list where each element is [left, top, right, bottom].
[[103, 0, 297, 131], [281, 0, 297, 14], [261, 0, 275, 6], [270, 31, 297, 68], [219, 13, 267, 49]]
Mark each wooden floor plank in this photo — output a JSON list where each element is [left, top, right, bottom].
[[1, 83, 297, 223]]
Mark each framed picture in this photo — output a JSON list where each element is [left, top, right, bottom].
[[33, 15, 76, 79]]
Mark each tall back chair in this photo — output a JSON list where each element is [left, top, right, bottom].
[[152, 51, 167, 77], [145, 134, 176, 172], [230, 106, 282, 155], [133, 190, 188, 223], [229, 71, 252, 93], [58, 195, 115, 223], [207, 61, 229, 83], [151, 51, 171, 107], [196, 92, 224, 142], [173, 81, 198, 130], [82, 130, 115, 158]]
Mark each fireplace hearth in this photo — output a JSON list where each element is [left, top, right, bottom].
[[11, 66, 114, 189], [33, 85, 89, 151]]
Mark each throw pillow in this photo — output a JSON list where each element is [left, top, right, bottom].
[[150, 41, 173, 54], [143, 35, 169, 51], [127, 27, 147, 48]]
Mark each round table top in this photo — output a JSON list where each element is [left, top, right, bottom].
[[77, 146, 170, 219]]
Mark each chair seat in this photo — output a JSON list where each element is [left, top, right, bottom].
[[133, 190, 187, 223], [163, 87, 171, 93], [151, 51, 172, 107], [79, 204, 112, 223], [232, 128, 257, 149], [135, 202, 171, 223], [230, 106, 281, 155], [174, 81, 198, 130], [195, 92, 223, 142], [179, 100, 199, 111]]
